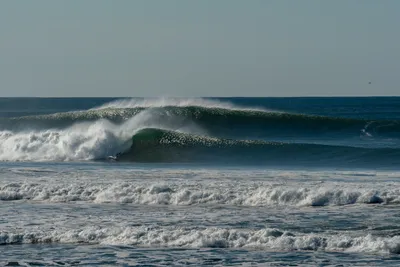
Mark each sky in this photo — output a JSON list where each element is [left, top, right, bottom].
[[0, 0, 399, 97]]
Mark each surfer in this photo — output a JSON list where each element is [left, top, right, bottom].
[[107, 152, 121, 161], [107, 156, 117, 161]]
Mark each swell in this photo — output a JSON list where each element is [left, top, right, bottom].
[[114, 128, 400, 168], [4, 106, 400, 140]]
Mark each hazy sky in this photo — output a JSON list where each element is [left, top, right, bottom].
[[0, 0, 399, 97]]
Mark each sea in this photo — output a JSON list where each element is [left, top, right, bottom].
[[1, 97, 400, 266]]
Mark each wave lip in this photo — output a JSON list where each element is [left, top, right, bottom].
[[1, 226, 400, 254], [92, 97, 268, 111], [6, 104, 400, 145]]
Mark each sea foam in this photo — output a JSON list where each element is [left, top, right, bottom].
[[1, 226, 400, 254], [1, 179, 398, 206]]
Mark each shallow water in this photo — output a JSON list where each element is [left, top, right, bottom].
[[1, 163, 400, 266]]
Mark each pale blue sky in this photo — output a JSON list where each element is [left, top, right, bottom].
[[0, 0, 399, 97]]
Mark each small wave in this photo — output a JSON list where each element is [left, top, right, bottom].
[[1, 181, 397, 206], [1, 226, 400, 254]]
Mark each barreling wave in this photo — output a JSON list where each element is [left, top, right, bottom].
[[0, 98, 400, 166]]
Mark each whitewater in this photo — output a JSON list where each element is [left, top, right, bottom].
[[1, 97, 400, 266]]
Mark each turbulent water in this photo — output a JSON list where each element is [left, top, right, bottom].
[[1, 97, 400, 266]]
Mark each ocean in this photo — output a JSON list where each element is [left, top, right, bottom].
[[1, 97, 400, 266]]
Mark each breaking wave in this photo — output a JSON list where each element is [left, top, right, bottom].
[[0, 98, 400, 167], [1, 180, 398, 206], [2, 226, 400, 254]]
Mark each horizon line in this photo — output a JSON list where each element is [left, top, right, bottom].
[[0, 95, 399, 98]]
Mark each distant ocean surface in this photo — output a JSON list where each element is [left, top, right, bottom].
[[1, 97, 400, 266]]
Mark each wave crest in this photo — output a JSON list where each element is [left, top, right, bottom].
[[2, 226, 400, 254], [1, 180, 397, 206]]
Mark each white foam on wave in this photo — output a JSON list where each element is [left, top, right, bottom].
[[1, 179, 399, 206], [0, 109, 204, 162], [1, 226, 399, 254], [93, 97, 269, 111]]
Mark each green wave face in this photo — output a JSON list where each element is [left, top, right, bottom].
[[114, 128, 400, 168]]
